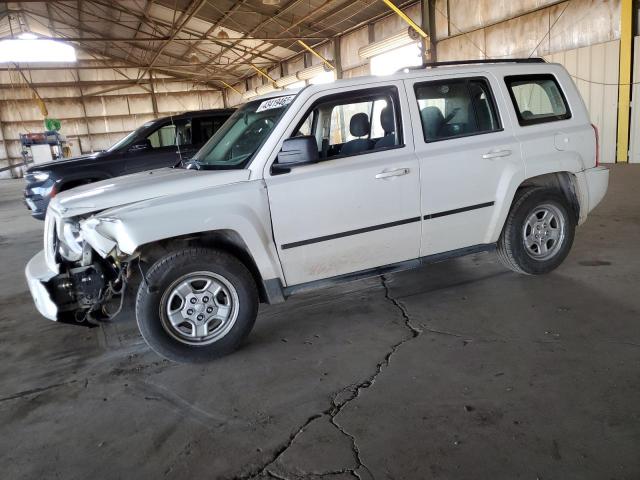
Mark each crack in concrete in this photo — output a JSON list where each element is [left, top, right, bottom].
[[232, 413, 326, 479], [265, 465, 356, 479], [323, 275, 424, 479], [234, 275, 424, 480]]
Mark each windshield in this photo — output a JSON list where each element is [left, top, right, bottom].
[[106, 121, 155, 152], [191, 95, 295, 169]]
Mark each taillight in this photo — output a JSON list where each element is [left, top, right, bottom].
[[591, 123, 600, 167]]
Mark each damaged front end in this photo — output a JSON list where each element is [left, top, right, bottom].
[[25, 209, 133, 326]]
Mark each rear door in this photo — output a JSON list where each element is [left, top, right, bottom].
[[404, 73, 524, 256]]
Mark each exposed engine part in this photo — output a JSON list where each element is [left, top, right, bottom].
[[47, 255, 132, 323], [80, 242, 93, 267], [49, 264, 106, 312], [70, 264, 106, 308]]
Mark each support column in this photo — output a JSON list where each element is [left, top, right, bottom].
[[222, 88, 229, 109], [422, 0, 437, 63], [616, 0, 632, 163], [76, 69, 94, 153], [149, 71, 159, 118], [334, 37, 343, 80], [0, 115, 8, 173]]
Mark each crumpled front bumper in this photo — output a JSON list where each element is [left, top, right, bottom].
[[25, 250, 59, 321]]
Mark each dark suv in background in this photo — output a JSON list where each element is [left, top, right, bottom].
[[24, 108, 234, 219]]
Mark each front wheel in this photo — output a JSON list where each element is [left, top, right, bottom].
[[135, 248, 258, 363], [497, 187, 576, 275]]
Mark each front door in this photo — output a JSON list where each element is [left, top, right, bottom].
[[265, 82, 421, 286], [404, 74, 525, 256]]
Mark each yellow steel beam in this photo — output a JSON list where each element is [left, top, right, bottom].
[[220, 80, 242, 96], [616, 0, 632, 163], [381, 0, 428, 39], [250, 64, 277, 84], [297, 40, 336, 70]]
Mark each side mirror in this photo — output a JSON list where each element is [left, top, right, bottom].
[[271, 136, 319, 175], [129, 138, 151, 152]]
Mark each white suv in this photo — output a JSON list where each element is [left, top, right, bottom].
[[25, 59, 609, 363]]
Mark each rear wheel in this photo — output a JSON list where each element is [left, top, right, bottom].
[[135, 247, 258, 363], [497, 188, 575, 275]]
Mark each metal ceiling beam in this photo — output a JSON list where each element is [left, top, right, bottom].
[[21, 7, 240, 81], [222, 0, 339, 77], [180, 0, 248, 61], [79, 0, 283, 63], [47, 2, 156, 83], [0, 61, 273, 71], [0, 78, 222, 89], [381, 0, 428, 38], [10, 35, 332, 42], [126, 0, 156, 63], [202, 0, 313, 77], [297, 40, 335, 70], [226, 0, 416, 86], [21, 9, 224, 88], [137, 0, 209, 81]]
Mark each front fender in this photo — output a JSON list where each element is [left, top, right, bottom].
[[81, 180, 284, 282]]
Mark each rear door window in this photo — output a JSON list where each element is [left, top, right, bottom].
[[505, 74, 571, 126], [414, 78, 501, 142]]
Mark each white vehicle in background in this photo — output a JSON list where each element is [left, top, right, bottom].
[[25, 58, 609, 363]]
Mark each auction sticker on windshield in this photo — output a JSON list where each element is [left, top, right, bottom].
[[256, 95, 295, 113]]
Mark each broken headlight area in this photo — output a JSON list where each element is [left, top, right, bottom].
[[46, 249, 133, 326], [56, 219, 85, 262]]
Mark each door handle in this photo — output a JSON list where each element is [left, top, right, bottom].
[[482, 149, 512, 160], [375, 168, 410, 179]]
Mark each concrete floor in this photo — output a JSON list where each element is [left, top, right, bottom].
[[0, 166, 639, 480]]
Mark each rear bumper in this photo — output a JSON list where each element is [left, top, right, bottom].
[[25, 250, 59, 321], [575, 166, 609, 224], [584, 166, 609, 213]]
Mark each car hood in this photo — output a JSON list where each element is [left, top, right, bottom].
[[26, 153, 103, 172], [50, 167, 251, 218]]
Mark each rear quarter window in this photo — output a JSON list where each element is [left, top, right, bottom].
[[505, 74, 571, 126]]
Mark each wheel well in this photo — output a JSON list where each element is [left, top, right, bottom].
[[137, 231, 269, 303], [517, 172, 580, 220]]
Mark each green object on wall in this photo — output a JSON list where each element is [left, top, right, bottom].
[[44, 118, 61, 132]]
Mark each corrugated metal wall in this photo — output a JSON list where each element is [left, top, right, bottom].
[[628, 36, 640, 163], [545, 40, 620, 164], [0, 70, 223, 178], [236, 0, 619, 102], [436, 0, 620, 59]]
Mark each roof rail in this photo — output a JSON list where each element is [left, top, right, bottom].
[[407, 58, 546, 70]]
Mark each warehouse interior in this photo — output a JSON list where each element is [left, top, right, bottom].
[[1, 1, 639, 479]]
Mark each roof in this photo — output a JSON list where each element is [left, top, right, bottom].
[[247, 59, 559, 103], [0, 0, 418, 89]]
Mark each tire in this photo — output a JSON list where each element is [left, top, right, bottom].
[[497, 187, 575, 275], [135, 247, 259, 363]]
